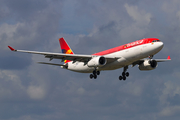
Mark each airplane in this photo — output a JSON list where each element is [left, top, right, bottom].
[[8, 37, 171, 80]]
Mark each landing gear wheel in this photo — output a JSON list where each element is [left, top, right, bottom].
[[119, 76, 122, 80], [90, 74, 94, 79], [97, 71, 100, 75], [122, 72, 125, 76], [90, 69, 100, 79], [126, 72, 129, 77], [119, 66, 129, 81], [94, 75, 97, 79], [93, 70, 96, 75]]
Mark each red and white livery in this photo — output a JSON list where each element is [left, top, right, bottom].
[[8, 38, 171, 80]]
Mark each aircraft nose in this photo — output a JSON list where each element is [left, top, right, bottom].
[[160, 41, 164, 48], [157, 41, 164, 51]]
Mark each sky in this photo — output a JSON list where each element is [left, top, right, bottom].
[[0, 0, 180, 120]]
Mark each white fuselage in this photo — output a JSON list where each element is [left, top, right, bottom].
[[64, 42, 164, 73]]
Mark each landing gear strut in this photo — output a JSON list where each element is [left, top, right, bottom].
[[148, 55, 153, 59], [119, 66, 129, 81], [90, 69, 100, 79]]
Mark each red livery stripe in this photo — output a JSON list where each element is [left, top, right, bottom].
[[93, 38, 159, 56]]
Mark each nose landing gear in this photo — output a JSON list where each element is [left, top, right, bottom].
[[148, 55, 154, 59], [119, 66, 129, 81]]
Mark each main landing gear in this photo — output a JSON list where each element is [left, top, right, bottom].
[[89, 66, 130, 80], [90, 70, 100, 79], [119, 66, 129, 81]]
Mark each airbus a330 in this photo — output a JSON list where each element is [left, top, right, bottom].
[[8, 38, 171, 80]]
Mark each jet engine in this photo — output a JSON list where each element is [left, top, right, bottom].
[[87, 56, 107, 67], [138, 59, 158, 70]]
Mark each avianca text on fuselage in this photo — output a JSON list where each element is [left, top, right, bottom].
[[8, 38, 171, 80]]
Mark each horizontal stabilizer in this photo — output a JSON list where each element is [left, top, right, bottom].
[[132, 56, 171, 67], [37, 62, 67, 67], [155, 56, 171, 62]]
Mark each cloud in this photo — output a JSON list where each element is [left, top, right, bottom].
[[0, 70, 27, 101], [27, 85, 46, 100], [76, 87, 85, 95], [159, 106, 180, 117], [118, 81, 143, 96], [0, 0, 180, 120], [124, 3, 152, 25], [0, 55, 31, 70]]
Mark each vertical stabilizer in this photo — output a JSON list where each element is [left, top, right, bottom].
[[59, 38, 74, 63]]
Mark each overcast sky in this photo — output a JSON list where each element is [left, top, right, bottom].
[[0, 0, 180, 120]]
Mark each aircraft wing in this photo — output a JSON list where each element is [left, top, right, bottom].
[[132, 56, 171, 67], [8, 46, 119, 63]]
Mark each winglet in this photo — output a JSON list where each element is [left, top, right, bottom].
[[167, 56, 171, 60], [8, 46, 16, 51]]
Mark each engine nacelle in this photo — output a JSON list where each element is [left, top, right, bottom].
[[138, 59, 158, 71], [87, 56, 107, 67]]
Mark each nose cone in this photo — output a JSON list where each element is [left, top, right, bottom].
[[159, 41, 164, 49], [156, 41, 164, 52]]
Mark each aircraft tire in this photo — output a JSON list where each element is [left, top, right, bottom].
[[123, 76, 126, 80], [90, 74, 94, 79], [97, 71, 100, 75], [94, 75, 97, 79], [122, 72, 126, 76], [93, 70, 96, 75], [126, 72, 129, 77], [119, 76, 122, 80]]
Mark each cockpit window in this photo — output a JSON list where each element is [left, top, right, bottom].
[[152, 40, 161, 42]]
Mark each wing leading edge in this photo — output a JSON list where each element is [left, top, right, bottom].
[[8, 46, 118, 63]]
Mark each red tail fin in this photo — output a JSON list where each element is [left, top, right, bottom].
[[59, 38, 74, 63]]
